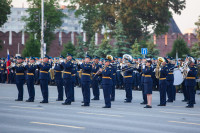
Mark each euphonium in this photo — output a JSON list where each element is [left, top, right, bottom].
[[155, 57, 165, 79]]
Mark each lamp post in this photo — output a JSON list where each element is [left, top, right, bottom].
[[41, 0, 45, 58]]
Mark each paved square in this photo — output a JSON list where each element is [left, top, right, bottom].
[[0, 84, 200, 133]]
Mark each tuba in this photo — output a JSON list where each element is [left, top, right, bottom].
[[121, 54, 132, 76], [155, 57, 165, 79]]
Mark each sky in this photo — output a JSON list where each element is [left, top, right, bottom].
[[11, 0, 200, 33]]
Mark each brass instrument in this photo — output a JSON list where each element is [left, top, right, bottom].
[[155, 57, 165, 79], [121, 54, 133, 76], [182, 57, 194, 79]]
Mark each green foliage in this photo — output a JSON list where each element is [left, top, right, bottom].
[[0, 0, 12, 27], [190, 42, 200, 58], [168, 37, 190, 58], [75, 35, 86, 58], [61, 42, 75, 57], [70, 0, 185, 43], [112, 21, 131, 57], [88, 36, 97, 57], [95, 33, 112, 58], [195, 16, 200, 41], [146, 37, 159, 58], [22, 0, 66, 53], [131, 39, 142, 57], [22, 34, 40, 57]]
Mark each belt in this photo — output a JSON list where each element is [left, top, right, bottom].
[[64, 71, 71, 74], [40, 71, 48, 73], [124, 76, 132, 78], [186, 77, 195, 79], [142, 74, 145, 76], [168, 73, 173, 74], [145, 75, 151, 77], [56, 71, 62, 72], [27, 73, 34, 75], [159, 78, 166, 80], [103, 77, 112, 79], [93, 73, 96, 75], [72, 74, 75, 76], [77, 71, 81, 73], [82, 73, 90, 76], [16, 73, 24, 75]]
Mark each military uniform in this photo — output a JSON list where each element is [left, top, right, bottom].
[[158, 65, 168, 106], [62, 59, 73, 105], [143, 66, 153, 95], [91, 62, 101, 100], [111, 62, 117, 101], [71, 60, 77, 102], [166, 62, 175, 102], [140, 64, 147, 104], [185, 65, 197, 108], [54, 62, 64, 101], [102, 65, 113, 108], [0, 61, 6, 83], [38, 62, 51, 103], [123, 65, 133, 102], [25, 62, 37, 102], [15, 62, 25, 101], [81, 62, 92, 106]]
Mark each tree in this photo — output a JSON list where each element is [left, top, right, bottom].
[[75, 35, 86, 58], [0, 0, 12, 27], [112, 21, 130, 57], [190, 42, 200, 58], [146, 38, 159, 58], [69, 0, 185, 43], [168, 37, 190, 58], [22, 0, 66, 53], [88, 35, 97, 57], [131, 39, 142, 57], [61, 42, 75, 57], [22, 34, 40, 57], [195, 15, 200, 41], [95, 32, 112, 58]]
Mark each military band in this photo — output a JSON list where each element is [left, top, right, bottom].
[[1, 53, 200, 109]]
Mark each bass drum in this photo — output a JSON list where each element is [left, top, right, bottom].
[[173, 68, 184, 85]]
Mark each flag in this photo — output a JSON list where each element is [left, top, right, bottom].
[[6, 49, 11, 74]]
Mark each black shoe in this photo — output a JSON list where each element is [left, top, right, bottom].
[[157, 104, 166, 106], [186, 105, 193, 108], [26, 99, 34, 102], [62, 102, 71, 105], [144, 105, 152, 108], [40, 101, 48, 103], [81, 101, 84, 103], [111, 99, 115, 101], [91, 98, 99, 100], [81, 104, 89, 106], [56, 99, 63, 101], [182, 100, 187, 102], [102, 106, 111, 108], [71, 100, 75, 102], [15, 99, 23, 101], [140, 102, 147, 105], [124, 101, 131, 103]]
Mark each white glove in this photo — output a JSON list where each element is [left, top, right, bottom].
[[23, 62, 27, 66], [179, 67, 183, 72], [159, 68, 161, 71], [187, 68, 190, 72], [142, 65, 145, 69]]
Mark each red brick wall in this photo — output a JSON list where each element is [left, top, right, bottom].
[[0, 31, 198, 58]]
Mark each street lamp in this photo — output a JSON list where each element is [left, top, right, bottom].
[[41, 0, 45, 58]]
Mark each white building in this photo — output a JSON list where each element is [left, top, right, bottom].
[[0, 7, 82, 33]]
